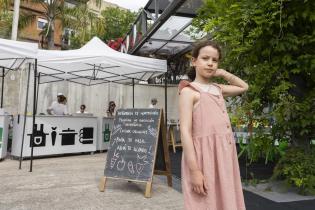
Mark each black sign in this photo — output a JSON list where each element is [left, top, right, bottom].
[[104, 109, 161, 181]]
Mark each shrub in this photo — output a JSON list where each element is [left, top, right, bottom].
[[272, 147, 315, 195]]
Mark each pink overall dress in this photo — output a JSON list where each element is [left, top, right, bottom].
[[180, 81, 246, 210]]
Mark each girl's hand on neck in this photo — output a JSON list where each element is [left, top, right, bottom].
[[213, 69, 226, 78]]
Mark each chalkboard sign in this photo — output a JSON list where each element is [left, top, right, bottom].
[[104, 108, 161, 181]]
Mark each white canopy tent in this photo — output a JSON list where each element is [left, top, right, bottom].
[[0, 38, 38, 109], [37, 37, 167, 85], [0, 38, 37, 71]]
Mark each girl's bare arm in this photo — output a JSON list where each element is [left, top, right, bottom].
[[215, 69, 249, 97], [179, 88, 199, 171], [179, 87, 207, 195]]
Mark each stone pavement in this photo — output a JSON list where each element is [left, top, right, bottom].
[[0, 153, 184, 210]]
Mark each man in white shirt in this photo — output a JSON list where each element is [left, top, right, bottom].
[[47, 93, 68, 115]]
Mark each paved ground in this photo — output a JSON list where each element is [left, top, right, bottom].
[[2, 152, 315, 210], [0, 153, 184, 210], [243, 182, 315, 202]]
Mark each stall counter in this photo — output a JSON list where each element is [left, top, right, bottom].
[[0, 115, 9, 159], [97, 117, 114, 151], [11, 115, 97, 157]]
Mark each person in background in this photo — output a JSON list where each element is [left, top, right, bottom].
[[106, 101, 116, 117], [47, 93, 68, 115], [76, 104, 88, 113], [148, 98, 158, 108]]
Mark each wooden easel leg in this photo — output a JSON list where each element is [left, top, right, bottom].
[[170, 127, 176, 153], [144, 181, 152, 198], [167, 174, 172, 187], [99, 176, 107, 192]]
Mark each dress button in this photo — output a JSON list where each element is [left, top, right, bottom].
[[227, 125, 230, 128], [222, 110, 225, 113]]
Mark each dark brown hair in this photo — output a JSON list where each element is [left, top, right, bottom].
[[57, 95, 66, 103], [107, 101, 116, 113], [80, 104, 86, 110], [187, 40, 222, 81]]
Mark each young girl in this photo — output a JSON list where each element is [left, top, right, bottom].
[[179, 40, 248, 210]]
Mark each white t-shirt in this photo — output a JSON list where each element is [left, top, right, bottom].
[[192, 82, 220, 95], [148, 104, 156, 108], [76, 111, 88, 113], [48, 101, 68, 115]]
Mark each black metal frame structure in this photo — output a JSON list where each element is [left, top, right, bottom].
[[36, 63, 166, 86], [120, 0, 203, 60]]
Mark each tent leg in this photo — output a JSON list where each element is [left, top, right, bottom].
[[19, 64, 31, 169], [30, 60, 37, 172], [1, 67, 4, 108], [164, 72, 168, 124], [35, 73, 40, 114], [132, 78, 135, 108]]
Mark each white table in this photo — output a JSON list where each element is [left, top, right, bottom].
[[11, 115, 97, 157], [0, 115, 9, 159]]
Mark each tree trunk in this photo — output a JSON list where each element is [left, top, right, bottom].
[[11, 0, 21, 40], [47, 28, 54, 49], [47, 14, 55, 49]]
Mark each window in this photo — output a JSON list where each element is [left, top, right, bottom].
[[37, 18, 47, 30]]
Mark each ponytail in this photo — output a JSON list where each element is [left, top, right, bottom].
[[187, 67, 196, 81]]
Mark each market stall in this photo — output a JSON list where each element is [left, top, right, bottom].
[[0, 38, 37, 161], [0, 37, 168, 171]]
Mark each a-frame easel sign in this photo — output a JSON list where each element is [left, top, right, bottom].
[[99, 108, 172, 198]]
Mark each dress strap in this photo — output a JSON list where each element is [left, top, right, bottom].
[[212, 83, 223, 96], [178, 80, 201, 94]]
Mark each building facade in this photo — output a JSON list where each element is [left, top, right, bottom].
[[14, 0, 122, 49]]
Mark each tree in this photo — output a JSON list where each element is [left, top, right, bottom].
[[0, 0, 37, 39], [193, 0, 315, 150], [62, 3, 99, 49], [31, 0, 64, 49], [0, 0, 12, 38], [100, 7, 136, 43], [64, 6, 136, 49]]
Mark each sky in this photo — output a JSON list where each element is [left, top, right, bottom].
[[104, 0, 150, 12]]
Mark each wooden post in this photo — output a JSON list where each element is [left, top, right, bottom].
[[99, 176, 107, 192], [145, 181, 152, 198], [159, 110, 172, 187], [169, 125, 176, 153]]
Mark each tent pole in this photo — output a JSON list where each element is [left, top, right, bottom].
[[1, 67, 4, 108], [19, 63, 31, 169], [132, 78, 135, 108], [30, 59, 37, 172], [164, 72, 168, 124], [35, 73, 40, 114]]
